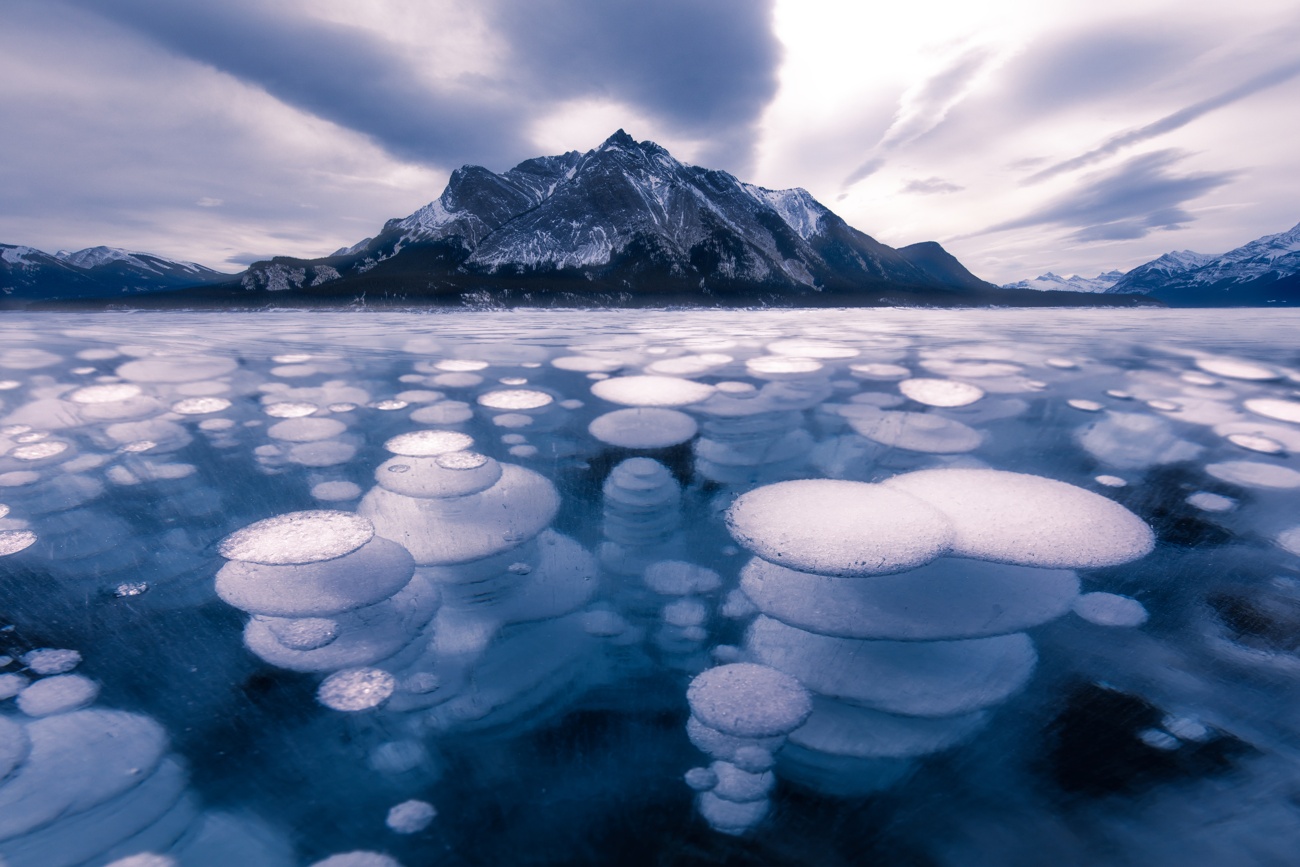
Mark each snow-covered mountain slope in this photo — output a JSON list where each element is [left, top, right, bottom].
[[1107, 222, 1300, 304], [1, 244, 228, 299], [1002, 271, 1125, 293]]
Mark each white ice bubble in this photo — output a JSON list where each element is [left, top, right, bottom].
[[746, 356, 824, 377], [727, 480, 953, 577], [1073, 592, 1149, 627], [309, 853, 403, 867], [16, 673, 100, 716], [317, 667, 396, 712], [1226, 433, 1286, 454], [264, 401, 319, 418], [552, 355, 623, 372], [1205, 460, 1300, 489], [373, 400, 409, 411], [644, 561, 722, 596], [789, 696, 988, 759], [1187, 491, 1235, 512], [1275, 526, 1300, 556], [588, 408, 699, 449], [22, 648, 81, 675], [375, 453, 502, 499], [170, 397, 231, 415], [1162, 715, 1211, 742], [312, 481, 363, 502], [883, 469, 1155, 569], [219, 511, 375, 565], [1068, 399, 1104, 412], [1146, 399, 1179, 412], [384, 430, 474, 457], [685, 767, 718, 791], [842, 409, 982, 454], [435, 359, 489, 372], [264, 617, 340, 650], [748, 616, 1037, 717], [1243, 398, 1300, 424], [898, 379, 984, 408], [69, 383, 144, 404], [104, 855, 178, 867], [1046, 358, 1078, 369], [767, 340, 859, 359], [591, 375, 716, 407], [116, 355, 238, 383], [0, 529, 37, 557], [1095, 475, 1127, 487], [686, 663, 813, 738], [0, 673, 30, 699], [409, 402, 474, 425], [12, 441, 69, 461], [386, 799, 437, 834], [847, 363, 909, 382], [1194, 356, 1278, 381], [740, 556, 1080, 640], [0, 348, 61, 369], [267, 417, 347, 443], [1137, 728, 1180, 751], [1214, 420, 1300, 452]]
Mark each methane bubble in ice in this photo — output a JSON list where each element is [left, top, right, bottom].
[[1226, 433, 1286, 454], [1215, 421, 1300, 452], [1073, 592, 1149, 627], [69, 383, 144, 404], [843, 411, 982, 453], [726, 480, 953, 576], [767, 340, 858, 359], [591, 375, 716, 407], [312, 481, 363, 501], [15, 673, 100, 716], [1276, 526, 1300, 556], [0, 529, 37, 556], [1244, 398, 1300, 423], [310, 853, 403, 867], [386, 799, 436, 834], [477, 390, 553, 410], [1068, 399, 1103, 412], [384, 430, 474, 456], [1194, 356, 1277, 380], [170, 397, 231, 415], [1208, 460, 1300, 489], [22, 648, 82, 674], [898, 378, 984, 407], [687, 663, 813, 737], [1095, 475, 1127, 487], [116, 355, 238, 382], [267, 418, 347, 442], [264, 401, 319, 418], [883, 469, 1155, 569], [218, 510, 374, 565], [317, 667, 396, 711], [588, 408, 698, 448], [746, 356, 824, 376], [1188, 491, 1235, 512], [850, 362, 910, 380]]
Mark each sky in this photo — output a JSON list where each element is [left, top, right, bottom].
[[3, 0, 1298, 284]]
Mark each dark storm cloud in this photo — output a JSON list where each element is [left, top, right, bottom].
[[1025, 57, 1300, 183], [66, 0, 781, 173], [984, 149, 1234, 242], [488, 0, 781, 171]]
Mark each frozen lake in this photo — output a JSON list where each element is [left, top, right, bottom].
[[1, 308, 1299, 866]]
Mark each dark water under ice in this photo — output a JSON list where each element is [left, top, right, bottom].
[[1, 309, 1299, 866]]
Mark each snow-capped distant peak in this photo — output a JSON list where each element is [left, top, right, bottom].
[[1002, 271, 1120, 293], [56, 246, 153, 270], [1, 245, 46, 266]]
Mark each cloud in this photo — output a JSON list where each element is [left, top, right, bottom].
[[901, 177, 963, 195], [196, 197, 223, 207], [65, 0, 781, 174], [843, 46, 999, 187], [1024, 57, 1300, 183], [984, 149, 1234, 241]]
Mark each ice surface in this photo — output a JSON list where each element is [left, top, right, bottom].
[[4, 310, 1300, 864]]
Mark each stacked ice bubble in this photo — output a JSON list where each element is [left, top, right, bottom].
[[715, 469, 1154, 798], [0, 649, 291, 866], [215, 510, 430, 698], [355, 430, 599, 732], [684, 663, 812, 835]]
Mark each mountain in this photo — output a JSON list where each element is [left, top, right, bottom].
[[1, 244, 229, 300], [1105, 223, 1300, 305], [1001, 270, 1124, 293], [5, 131, 1157, 308]]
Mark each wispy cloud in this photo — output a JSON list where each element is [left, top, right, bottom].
[[983, 149, 1235, 241], [843, 46, 1000, 187], [901, 177, 964, 195], [1024, 58, 1300, 184]]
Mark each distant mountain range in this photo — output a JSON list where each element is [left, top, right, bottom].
[[24, 130, 1295, 308], [1, 245, 227, 300], [1006, 221, 1300, 306]]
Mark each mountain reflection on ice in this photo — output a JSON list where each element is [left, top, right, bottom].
[[1, 309, 1300, 865]]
